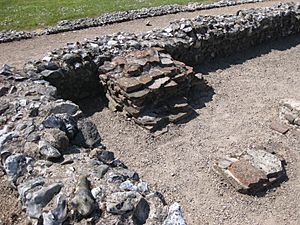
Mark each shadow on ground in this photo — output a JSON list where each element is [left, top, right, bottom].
[[195, 33, 300, 74]]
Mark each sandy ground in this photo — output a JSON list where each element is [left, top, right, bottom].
[[0, 0, 299, 224], [89, 33, 300, 225], [0, 0, 292, 69]]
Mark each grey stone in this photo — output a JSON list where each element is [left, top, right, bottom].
[[18, 177, 45, 202], [4, 154, 34, 181], [43, 128, 69, 151], [25, 183, 63, 219], [42, 195, 68, 225], [163, 202, 187, 225], [106, 191, 138, 215], [73, 120, 101, 148], [39, 140, 62, 160], [50, 100, 80, 116], [71, 176, 95, 217], [132, 198, 150, 224]]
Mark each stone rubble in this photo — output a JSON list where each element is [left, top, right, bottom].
[[279, 98, 300, 127], [0, 70, 174, 224], [214, 147, 286, 194], [0, 0, 265, 44]]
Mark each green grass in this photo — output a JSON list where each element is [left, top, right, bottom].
[[0, 0, 209, 31]]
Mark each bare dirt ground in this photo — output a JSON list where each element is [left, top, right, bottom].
[[0, 0, 291, 69], [1, 0, 299, 224], [89, 33, 300, 225]]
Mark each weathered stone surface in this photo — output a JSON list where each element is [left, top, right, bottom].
[[39, 140, 62, 160], [280, 98, 300, 127], [74, 120, 101, 148], [215, 147, 286, 194], [106, 191, 139, 215], [163, 202, 187, 225], [42, 195, 68, 225], [270, 120, 290, 134], [3, 153, 34, 182], [71, 176, 95, 218], [25, 183, 63, 219]]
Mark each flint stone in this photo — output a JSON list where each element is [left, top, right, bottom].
[[96, 150, 115, 163], [163, 202, 187, 225], [4, 154, 33, 181], [43, 115, 64, 129], [132, 198, 150, 224], [50, 101, 80, 116], [106, 191, 139, 215], [39, 140, 62, 159], [41, 69, 63, 80], [71, 176, 95, 217], [18, 177, 45, 202], [42, 195, 68, 225], [74, 120, 101, 148], [43, 128, 69, 151], [94, 164, 110, 178], [25, 183, 63, 219]]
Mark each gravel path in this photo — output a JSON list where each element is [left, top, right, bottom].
[[90, 33, 300, 225], [0, 0, 291, 69]]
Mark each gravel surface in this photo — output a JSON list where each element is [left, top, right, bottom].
[[89, 33, 300, 225], [0, 0, 299, 224], [0, 0, 291, 69]]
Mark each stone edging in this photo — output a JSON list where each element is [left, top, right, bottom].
[[0, 0, 265, 44]]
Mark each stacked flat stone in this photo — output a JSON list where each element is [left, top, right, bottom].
[[99, 48, 202, 131]]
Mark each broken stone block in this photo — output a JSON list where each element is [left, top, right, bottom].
[[280, 98, 300, 126], [214, 148, 286, 194], [270, 120, 290, 134]]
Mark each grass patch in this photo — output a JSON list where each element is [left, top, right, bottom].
[[0, 0, 210, 31]]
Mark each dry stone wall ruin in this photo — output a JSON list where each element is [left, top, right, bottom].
[[25, 2, 300, 130], [0, 0, 265, 43], [1, 2, 300, 225]]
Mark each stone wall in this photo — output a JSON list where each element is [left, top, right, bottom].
[[0, 69, 185, 224], [0, 0, 264, 43], [25, 2, 300, 130]]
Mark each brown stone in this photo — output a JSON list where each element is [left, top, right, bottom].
[[228, 159, 268, 189], [125, 89, 150, 100], [148, 68, 165, 79], [137, 75, 153, 85], [124, 63, 142, 76], [270, 120, 290, 134], [113, 56, 127, 65], [117, 77, 143, 93]]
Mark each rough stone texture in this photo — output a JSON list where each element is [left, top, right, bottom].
[[0, 0, 266, 44], [24, 3, 300, 130], [279, 98, 300, 126], [99, 48, 203, 131], [214, 147, 286, 194], [0, 71, 171, 224]]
